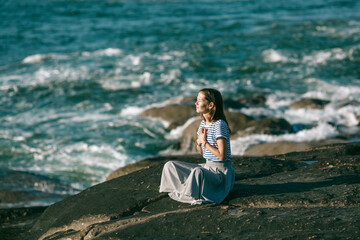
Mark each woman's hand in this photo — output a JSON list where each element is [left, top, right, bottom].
[[197, 127, 208, 146]]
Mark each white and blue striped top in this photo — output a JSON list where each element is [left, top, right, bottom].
[[197, 119, 232, 162]]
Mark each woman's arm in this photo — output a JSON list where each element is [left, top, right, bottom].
[[196, 142, 203, 155], [203, 137, 227, 161]]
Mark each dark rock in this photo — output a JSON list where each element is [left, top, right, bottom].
[[224, 99, 247, 109], [238, 93, 267, 106], [224, 94, 267, 109], [289, 98, 330, 109], [246, 117, 294, 135], [229, 117, 294, 138], [0, 169, 77, 208], [0, 207, 47, 240], [21, 142, 360, 240]]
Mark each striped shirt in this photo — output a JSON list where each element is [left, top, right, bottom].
[[197, 119, 232, 162]]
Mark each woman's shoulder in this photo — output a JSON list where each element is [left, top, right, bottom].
[[214, 119, 228, 126], [213, 119, 230, 132]]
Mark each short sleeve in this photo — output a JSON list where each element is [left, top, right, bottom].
[[215, 120, 230, 142]]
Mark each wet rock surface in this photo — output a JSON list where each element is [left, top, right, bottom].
[[13, 142, 360, 240], [289, 98, 331, 109]]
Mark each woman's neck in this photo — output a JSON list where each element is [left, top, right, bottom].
[[203, 114, 213, 125]]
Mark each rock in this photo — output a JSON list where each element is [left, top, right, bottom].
[[226, 111, 253, 133], [289, 98, 330, 109], [106, 155, 199, 181], [22, 142, 360, 240], [0, 207, 47, 240], [230, 115, 294, 139], [0, 169, 77, 208], [224, 94, 267, 109], [224, 99, 247, 109], [141, 104, 197, 130], [336, 99, 360, 109], [179, 112, 294, 152], [178, 111, 253, 152], [246, 117, 294, 135], [178, 119, 202, 152], [244, 139, 350, 156]]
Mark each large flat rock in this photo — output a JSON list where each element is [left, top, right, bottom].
[[22, 143, 360, 240]]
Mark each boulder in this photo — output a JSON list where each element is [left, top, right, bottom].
[[179, 112, 294, 152], [246, 117, 294, 135], [226, 111, 253, 133], [289, 98, 330, 110], [224, 93, 267, 109], [178, 112, 253, 152], [22, 142, 360, 240], [141, 104, 197, 130], [178, 119, 202, 152]]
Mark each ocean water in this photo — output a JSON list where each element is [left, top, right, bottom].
[[1, 0, 360, 207]]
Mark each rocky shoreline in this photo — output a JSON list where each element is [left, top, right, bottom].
[[1, 94, 360, 239], [0, 142, 358, 239]]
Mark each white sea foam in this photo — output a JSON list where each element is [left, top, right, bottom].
[[27, 142, 128, 185], [0, 130, 33, 142], [120, 106, 145, 116], [302, 48, 347, 65], [262, 49, 289, 63], [93, 48, 123, 56], [68, 112, 113, 123], [160, 69, 181, 84], [156, 51, 186, 61], [99, 71, 151, 90], [302, 78, 360, 101], [231, 122, 338, 155], [22, 53, 68, 64], [266, 92, 298, 109]]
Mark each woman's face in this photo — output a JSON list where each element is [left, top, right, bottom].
[[195, 91, 211, 114]]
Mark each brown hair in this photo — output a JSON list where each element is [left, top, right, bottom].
[[199, 88, 231, 133]]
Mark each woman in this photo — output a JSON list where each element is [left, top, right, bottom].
[[159, 88, 234, 205]]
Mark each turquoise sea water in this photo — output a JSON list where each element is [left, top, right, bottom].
[[1, 0, 360, 207]]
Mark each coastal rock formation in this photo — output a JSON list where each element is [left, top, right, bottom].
[[179, 112, 294, 152], [141, 97, 294, 153], [20, 142, 360, 240], [289, 98, 330, 109]]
